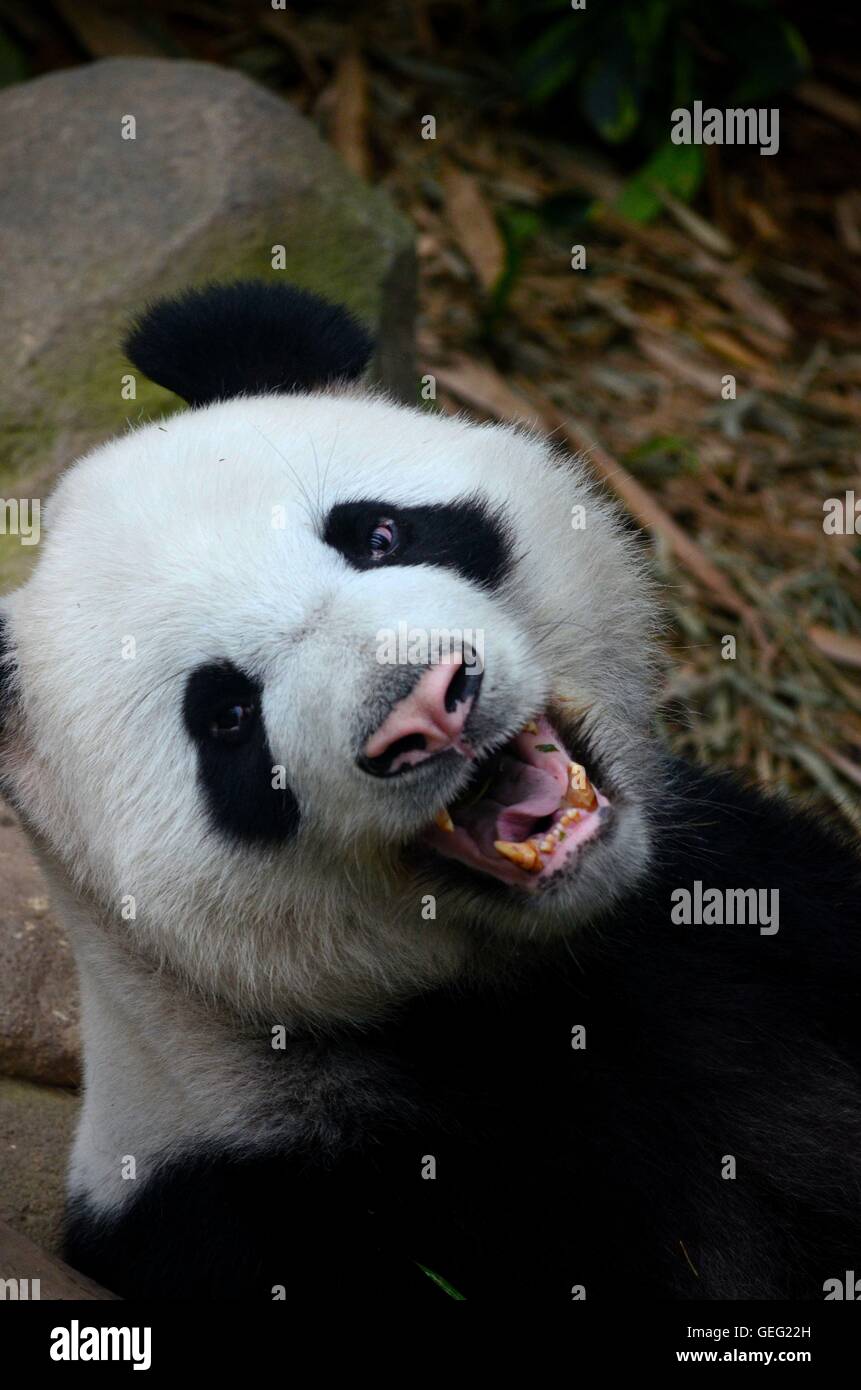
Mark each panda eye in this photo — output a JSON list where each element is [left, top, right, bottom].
[[368, 518, 398, 560], [208, 701, 257, 745]]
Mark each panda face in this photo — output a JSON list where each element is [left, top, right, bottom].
[[0, 286, 659, 1024]]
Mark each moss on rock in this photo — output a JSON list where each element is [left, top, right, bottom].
[[0, 57, 415, 593]]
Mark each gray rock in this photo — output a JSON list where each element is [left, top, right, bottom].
[[0, 56, 416, 591], [0, 811, 81, 1087], [0, 1076, 79, 1252]]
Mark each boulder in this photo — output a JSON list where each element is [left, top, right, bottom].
[[0, 56, 416, 591], [0, 810, 81, 1087]]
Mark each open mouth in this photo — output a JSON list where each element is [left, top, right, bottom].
[[422, 713, 611, 890]]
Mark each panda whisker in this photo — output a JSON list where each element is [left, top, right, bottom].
[[317, 419, 341, 517], [124, 663, 194, 719], [309, 434, 323, 524], [248, 423, 318, 529]]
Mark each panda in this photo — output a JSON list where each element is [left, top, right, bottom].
[[0, 280, 859, 1301]]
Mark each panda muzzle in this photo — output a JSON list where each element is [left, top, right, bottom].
[[359, 655, 483, 777]]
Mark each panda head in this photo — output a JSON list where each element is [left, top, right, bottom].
[[0, 281, 659, 1023]]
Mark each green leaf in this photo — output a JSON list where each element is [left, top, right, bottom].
[[615, 139, 704, 223], [624, 434, 699, 479], [580, 57, 641, 143], [536, 743, 559, 753], [517, 18, 583, 106], [415, 1262, 467, 1300], [486, 205, 540, 322], [625, 0, 671, 71]]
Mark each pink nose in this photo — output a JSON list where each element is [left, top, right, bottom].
[[361, 656, 483, 776]]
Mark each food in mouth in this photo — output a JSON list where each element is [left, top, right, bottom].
[[423, 714, 610, 888]]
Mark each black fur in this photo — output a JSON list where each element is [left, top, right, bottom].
[[63, 758, 861, 1300], [0, 613, 22, 813], [124, 281, 374, 406], [183, 661, 300, 844], [0, 612, 16, 738], [0, 613, 10, 721], [323, 497, 513, 590]]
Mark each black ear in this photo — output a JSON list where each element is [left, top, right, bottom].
[[123, 280, 375, 407]]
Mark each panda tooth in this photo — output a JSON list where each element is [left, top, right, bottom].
[[435, 808, 455, 833], [523, 720, 539, 734], [565, 762, 597, 810], [494, 839, 542, 872], [539, 838, 554, 853]]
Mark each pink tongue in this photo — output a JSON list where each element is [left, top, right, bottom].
[[462, 758, 562, 845]]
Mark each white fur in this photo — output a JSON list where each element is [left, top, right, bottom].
[[1, 389, 660, 1209]]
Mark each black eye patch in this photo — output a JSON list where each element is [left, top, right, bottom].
[[183, 662, 300, 845], [322, 497, 513, 591]]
